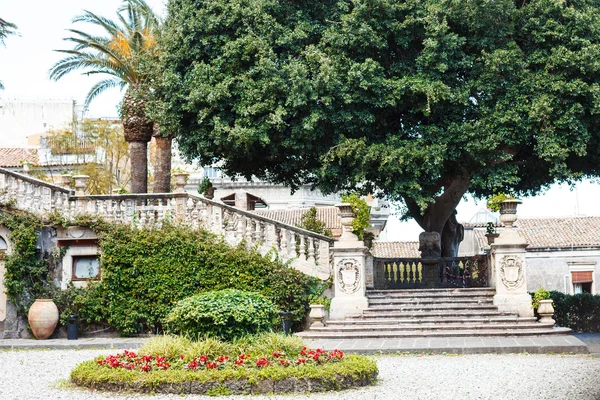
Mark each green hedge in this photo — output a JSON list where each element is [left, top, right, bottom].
[[77, 224, 320, 335], [549, 291, 600, 332], [164, 289, 279, 341]]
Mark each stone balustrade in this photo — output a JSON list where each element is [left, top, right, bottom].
[[0, 168, 333, 279]]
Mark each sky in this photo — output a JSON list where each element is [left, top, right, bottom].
[[0, 0, 167, 118], [2, 0, 600, 241]]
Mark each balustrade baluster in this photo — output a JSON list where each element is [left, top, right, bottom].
[[307, 237, 315, 263], [298, 235, 306, 260]]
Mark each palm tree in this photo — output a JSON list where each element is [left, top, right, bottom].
[[0, 18, 18, 90], [49, 0, 161, 193]]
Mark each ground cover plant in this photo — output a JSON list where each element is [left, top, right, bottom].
[[70, 333, 378, 395]]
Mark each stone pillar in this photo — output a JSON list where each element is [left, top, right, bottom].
[[234, 191, 249, 210], [72, 175, 89, 196], [329, 203, 369, 320], [492, 200, 533, 317]]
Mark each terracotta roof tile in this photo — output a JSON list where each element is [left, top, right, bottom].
[[517, 216, 600, 249], [370, 241, 420, 258], [252, 207, 342, 237], [0, 148, 38, 167]]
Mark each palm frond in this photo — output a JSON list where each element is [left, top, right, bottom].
[[84, 78, 125, 108]]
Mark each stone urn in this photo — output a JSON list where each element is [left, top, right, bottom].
[[28, 299, 59, 340], [537, 299, 555, 325], [498, 199, 522, 228], [173, 173, 189, 193], [335, 203, 359, 242], [309, 304, 327, 328]]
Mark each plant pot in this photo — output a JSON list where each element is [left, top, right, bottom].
[[28, 299, 59, 340], [309, 304, 327, 328], [485, 233, 500, 245], [499, 199, 522, 228], [537, 299, 555, 325], [204, 187, 215, 200]]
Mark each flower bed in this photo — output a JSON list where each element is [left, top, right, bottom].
[[71, 346, 378, 395]]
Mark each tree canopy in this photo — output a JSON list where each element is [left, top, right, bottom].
[[157, 0, 600, 245]]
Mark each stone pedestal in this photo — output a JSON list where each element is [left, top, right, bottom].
[[492, 200, 534, 317], [329, 203, 369, 320]]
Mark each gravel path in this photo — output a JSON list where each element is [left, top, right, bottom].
[[0, 349, 599, 400]]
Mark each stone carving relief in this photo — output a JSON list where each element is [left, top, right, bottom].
[[337, 258, 361, 294], [500, 255, 524, 290]]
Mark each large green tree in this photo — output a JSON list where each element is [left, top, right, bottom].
[[49, 0, 161, 193], [0, 17, 18, 90], [158, 0, 600, 256]]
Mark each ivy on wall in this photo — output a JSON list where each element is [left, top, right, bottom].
[[0, 210, 55, 314]]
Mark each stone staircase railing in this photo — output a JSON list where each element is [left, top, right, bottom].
[[0, 168, 333, 279]]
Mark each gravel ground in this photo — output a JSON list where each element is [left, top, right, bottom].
[[0, 349, 599, 400]]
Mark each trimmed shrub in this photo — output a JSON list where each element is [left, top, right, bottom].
[[75, 224, 320, 335], [550, 291, 600, 332], [164, 289, 279, 341]]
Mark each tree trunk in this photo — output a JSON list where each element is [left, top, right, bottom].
[[406, 175, 471, 258], [121, 85, 153, 193], [153, 136, 172, 193], [129, 141, 149, 193], [440, 210, 464, 258]]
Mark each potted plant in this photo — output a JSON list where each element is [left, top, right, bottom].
[[532, 287, 555, 325], [485, 222, 499, 245], [198, 177, 215, 199]]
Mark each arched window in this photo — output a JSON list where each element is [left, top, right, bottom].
[[0, 236, 7, 251]]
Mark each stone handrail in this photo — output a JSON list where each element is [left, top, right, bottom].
[[0, 168, 333, 279]]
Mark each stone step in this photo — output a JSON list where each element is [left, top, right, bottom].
[[327, 317, 538, 326], [350, 310, 514, 319], [368, 298, 494, 306], [296, 327, 572, 339], [367, 288, 496, 296], [364, 304, 499, 312], [309, 322, 552, 332]]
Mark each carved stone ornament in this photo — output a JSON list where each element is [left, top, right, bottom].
[[500, 255, 524, 290], [337, 258, 361, 294]]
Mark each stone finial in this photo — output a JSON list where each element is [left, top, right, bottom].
[[61, 174, 72, 189], [498, 199, 522, 228], [72, 175, 89, 196], [173, 173, 189, 193], [336, 203, 359, 242]]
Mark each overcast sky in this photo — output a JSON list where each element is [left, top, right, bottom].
[[2, 0, 599, 241], [0, 0, 166, 118]]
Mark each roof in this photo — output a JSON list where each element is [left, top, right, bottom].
[[517, 216, 600, 249], [0, 148, 38, 167], [252, 207, 342, 237], [370, 241, 420, 258]]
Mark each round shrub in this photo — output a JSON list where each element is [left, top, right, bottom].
[[164, 289, 279, 341]]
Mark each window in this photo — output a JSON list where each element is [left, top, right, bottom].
[[72, 256, 100, 280], [0, 236, 7, 251], [572, 271, 593, 294], [203, 167, 218, 178], [569, 262, 595, 295]]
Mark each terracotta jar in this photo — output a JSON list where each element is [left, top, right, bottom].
[[28, 299, 59, 340]]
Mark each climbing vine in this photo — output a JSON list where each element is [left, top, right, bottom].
[[341, 194, 371, 240], [0, 210, 55, 314]]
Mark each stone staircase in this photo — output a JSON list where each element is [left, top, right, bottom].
[[297, 288, 571, 339]]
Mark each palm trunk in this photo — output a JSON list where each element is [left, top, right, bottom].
[[129, 141, 149, 193], [153, 136, 172, 193], [121, 86, 153, 193]]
